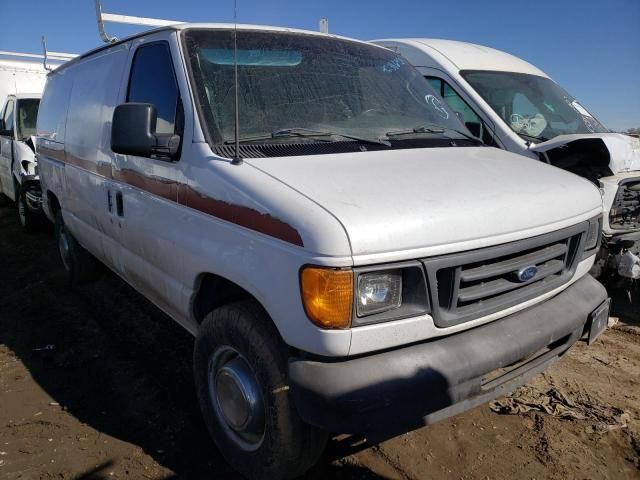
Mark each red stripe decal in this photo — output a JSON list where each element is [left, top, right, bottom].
[[38, 151, 304, 247]]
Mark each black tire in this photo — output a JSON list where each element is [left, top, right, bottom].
[[16, 184, 40, 233], [194, 300, 327, 480], [54, 210, 101, 285]]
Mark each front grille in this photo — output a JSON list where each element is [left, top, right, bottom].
[[609, 178, 640, 231], [423, 222, 588, 328]]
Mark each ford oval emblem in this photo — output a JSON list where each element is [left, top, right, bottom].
[[516, 265, 538, 283]]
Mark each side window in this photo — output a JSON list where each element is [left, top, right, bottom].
[[3, 99, 15, 134], [127, 43, 180, 135], [425, 76, 497, 147], [37, 70, 74, 142]]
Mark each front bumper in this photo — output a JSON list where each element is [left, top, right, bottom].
[[289, 274, 608, 441]]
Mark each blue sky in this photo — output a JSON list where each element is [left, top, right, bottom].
[[3, 0, 639, 130]]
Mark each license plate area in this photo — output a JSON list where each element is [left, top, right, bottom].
[[588, 298, 611, 345]]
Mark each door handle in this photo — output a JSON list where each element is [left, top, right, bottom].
[[116, 191, 124, 217], [107, 190, 113, 212]]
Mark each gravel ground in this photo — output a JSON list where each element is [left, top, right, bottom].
[[0, 201, 639, 480]]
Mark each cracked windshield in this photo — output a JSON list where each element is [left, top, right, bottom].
[[184, 30, 471, 148]]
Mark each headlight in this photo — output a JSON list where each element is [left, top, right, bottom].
[[301, 262, 430, 329], [584, 215, 602, 252], [356, 271, 402, 316]]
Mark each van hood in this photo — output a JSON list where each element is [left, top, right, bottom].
[[530, 133, 640, 174], [247, 147, 602, 256]]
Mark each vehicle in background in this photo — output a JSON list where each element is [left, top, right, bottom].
[[38, 21, 609, 480], [0, 50, 74, 230], [0, 92, 42, 229], [371, 39, 640, 284]]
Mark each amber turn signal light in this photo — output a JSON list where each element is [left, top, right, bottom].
[[300, 267, 353, 329]]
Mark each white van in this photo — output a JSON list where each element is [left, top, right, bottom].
[[38, 24, 609, 479], [372, 38, 640, 281], [0, 57, 48, 229]]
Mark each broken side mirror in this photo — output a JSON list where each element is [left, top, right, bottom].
[[111, 103, 180, 159]]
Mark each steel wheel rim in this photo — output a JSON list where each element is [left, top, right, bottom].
[[208, 346, 266, 451]]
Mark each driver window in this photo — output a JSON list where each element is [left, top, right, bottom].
[[127, 43, 181, 135], [426, 76, 497, 146]]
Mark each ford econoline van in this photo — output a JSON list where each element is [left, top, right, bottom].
[[371, 38, 640, 283], [38, 24, 609, 480]]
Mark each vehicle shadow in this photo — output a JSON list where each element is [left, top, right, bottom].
[[0, 204, 393, 479]]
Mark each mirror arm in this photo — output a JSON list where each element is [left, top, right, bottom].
[[151, 134, 181, 159]]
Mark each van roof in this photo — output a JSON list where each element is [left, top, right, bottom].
[[373, 38, 549, 77], [52, 22, 381, 75]]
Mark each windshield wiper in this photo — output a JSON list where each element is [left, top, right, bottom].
[[517, 132, 549, 143], [386, 124, 484, 145], [224, 127, 391, 147]]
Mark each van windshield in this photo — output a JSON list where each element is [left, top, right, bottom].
[[17, 98, 40, 140], [461, 70, 608, 142], [183, 30, 469, 148]]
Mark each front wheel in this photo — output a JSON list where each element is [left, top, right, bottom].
[[194, 300, 327, 480]]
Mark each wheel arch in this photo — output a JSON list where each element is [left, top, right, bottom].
[[191, 272, 268, 326]]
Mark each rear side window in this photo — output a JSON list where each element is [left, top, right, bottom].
[[127, 43, 180, 135], [37, 71, 74, 142]]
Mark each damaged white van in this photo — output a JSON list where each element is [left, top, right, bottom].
[[0, 56, 48, 230], [38, 24, 609, 479], [372, 38, 640, 282]]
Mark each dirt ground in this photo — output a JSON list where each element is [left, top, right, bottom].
[[0, 201, 639, 480]]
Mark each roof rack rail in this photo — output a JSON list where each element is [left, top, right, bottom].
[[94, 0, 184, 44], [0, 50, 75, 63]]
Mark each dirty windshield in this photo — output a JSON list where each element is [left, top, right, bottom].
[[461, 70, 608, 142], [17, 99, 39, 140], [183, 29, 468, 148]]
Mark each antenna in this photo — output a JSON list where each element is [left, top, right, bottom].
[[231, 0, 242, 165], [319, 18, 329, 34], [94, 0, 183, 44]]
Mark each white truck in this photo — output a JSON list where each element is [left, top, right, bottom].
[[37, 23, 609, 480], [0, 51, 74, 229], [0, 56, 48, 229], [371, 38, 640, 283]]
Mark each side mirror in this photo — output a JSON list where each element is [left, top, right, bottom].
[[111, 103, 180, 159]]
